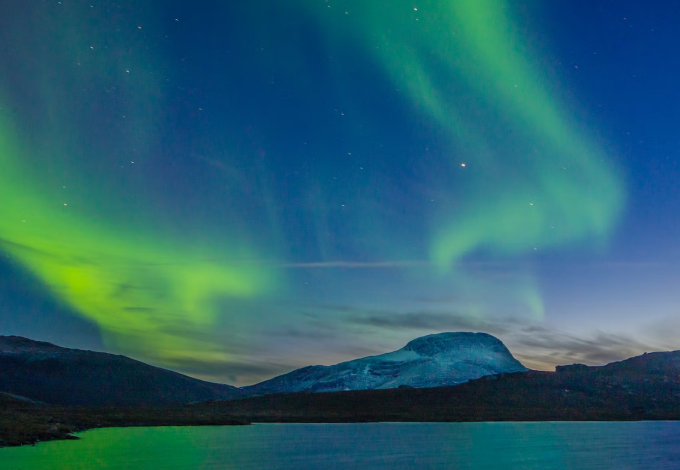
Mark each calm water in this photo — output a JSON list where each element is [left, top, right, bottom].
[[1, 422, 679, 470]]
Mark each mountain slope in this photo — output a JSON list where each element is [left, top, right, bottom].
[[244, 332, 528, 395], [0, 336, 243, 406]]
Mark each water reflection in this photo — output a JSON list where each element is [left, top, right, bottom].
[[1, 422, 679, 470]]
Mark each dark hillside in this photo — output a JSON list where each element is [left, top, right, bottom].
[[0, 336, 244, 406]]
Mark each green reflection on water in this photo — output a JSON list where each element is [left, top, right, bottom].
[[1, 423, 677, 470], [0, 427, 226, 470]]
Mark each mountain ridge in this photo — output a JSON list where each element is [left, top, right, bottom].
[[0, 335, 244, 406], [243, 332, 528, 395]]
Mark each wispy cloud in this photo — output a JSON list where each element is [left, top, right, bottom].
[[348, 311, 505, 333], [164, 357, 293, 386], [124, 298, 680, 387], [505, 327, 662, 370], [275, 259, 542, 270], [277, 260, 433, 269], [326, 304, 675, 371]]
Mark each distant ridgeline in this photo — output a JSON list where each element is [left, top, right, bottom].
[[6, 332, 680, 415]]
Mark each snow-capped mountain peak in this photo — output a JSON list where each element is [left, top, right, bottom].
[[243, 332, 527, 395]]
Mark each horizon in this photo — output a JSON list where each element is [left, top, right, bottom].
[[0, 329, 672, 388], [2, 0, 680, 387]]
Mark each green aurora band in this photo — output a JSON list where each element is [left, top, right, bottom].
[[304, 0, 624, 316], [0, 116, 273, 363], [320, 0, 625, 260], [0, 1, 624, 363], [0, 3, 275, 365]]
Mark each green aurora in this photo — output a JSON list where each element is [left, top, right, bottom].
[[306, 0, 624, 317], [0, 3, 276, 364], [0, 115, 273, 363], [313, 1, 625, 261], [0, 1, 623, 364]]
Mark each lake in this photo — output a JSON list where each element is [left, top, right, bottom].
[[1, 422, 679, 469]]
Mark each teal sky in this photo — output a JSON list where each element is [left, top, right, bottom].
[[1, 0, 680, 385]]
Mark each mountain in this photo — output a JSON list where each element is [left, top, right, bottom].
[[0, 336, 244, 406], [203, 349, 680, 423], [5, 342, 680, 448], [243, 332, 528, 395]]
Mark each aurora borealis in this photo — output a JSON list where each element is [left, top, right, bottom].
[[1, 0, 679, 385]]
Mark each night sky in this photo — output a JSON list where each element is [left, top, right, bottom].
[[1, 0, 680, 386]]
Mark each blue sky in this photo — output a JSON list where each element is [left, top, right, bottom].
[[1, 0, 680, 385]]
